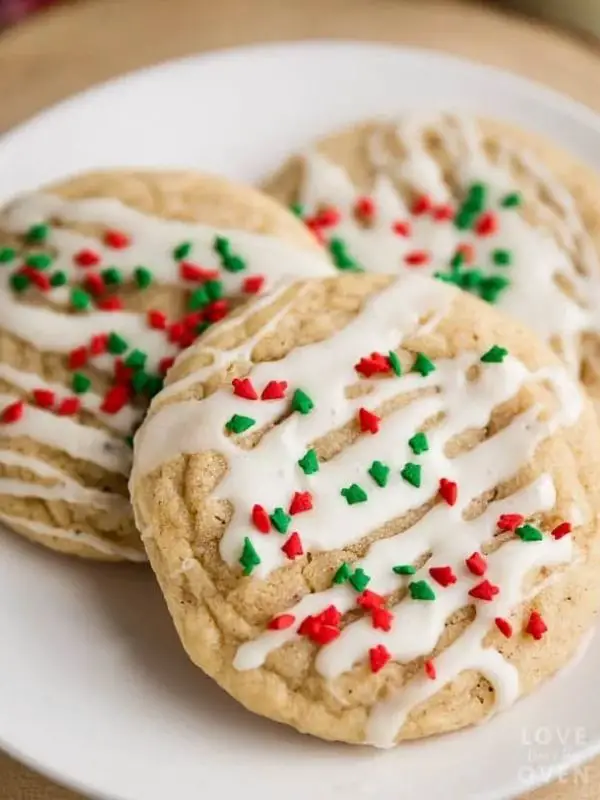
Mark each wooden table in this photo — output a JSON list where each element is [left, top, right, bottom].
[[2, 0, 600, 797]]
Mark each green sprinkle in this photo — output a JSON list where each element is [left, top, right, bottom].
[[450, 251, 464, 269], [50, 270, 67, 287], [292, 389, 314, 415], [329, 238, 362, 272], [25, 252, 53, 270], [131, 371, 150, 394], [459, 269, 484, 290], [205, 279, 224, 301], [70, 287, 91, 311], [290, 202, 305, 218], [10, 272, 29, 292], [516, 524, 544, 542], [108, 332, 129, 355], [26, 223, 49, 243], [408, 432, 429, 455], [479, 275, 510, 304], [102, 267, 123, 286], [481, 345, 508, 364], [72, 372, 91, 394], [214, 236, 231, 257], [492, 249, 512, 266], [388, 351, 402, 376], [393, 564, 416, 576], [188, 287, 209, 310], [125, 349, 147, 370], [239, 536, 261, 575], [341, 483, 368, 505], [434, 270, 461, 286], [134, 266, 153, 289], [270, 507, 291, 534], [412, 352, 436, 377], [454, 208, 475, 230], [225, 414, 255, 434], [223, 254, 246, 273], [0, 247, 16, 263], [409, 580, 436, 601], [196, 321, 211, 336], [501, 192, 522, 208], [145, 375, 164, 398], [173, 241, 192, 260], [465, 182, 487, 214], [368, 460, 390, 488], [332, 562, 351, 584], [349, 568, 371, 592], [298, 448, 319, 475], [401, 462, 422, 488]]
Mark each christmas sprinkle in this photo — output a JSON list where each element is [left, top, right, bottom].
[[225, 414, 255, 434], [401, 462, 421, 488]]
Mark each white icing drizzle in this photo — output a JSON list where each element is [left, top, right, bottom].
[[0, 511, 146, 562], [133, 273, 586, 746], [0, 189, 332, 558], [297, 113, 600, 376]]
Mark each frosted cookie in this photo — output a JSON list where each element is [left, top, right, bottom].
[[131, 272, 600, 746], [264, 114, 600, 402], [0, 170, 331, 561]]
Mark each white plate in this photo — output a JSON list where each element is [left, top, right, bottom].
[[1, 41, 600, 800]]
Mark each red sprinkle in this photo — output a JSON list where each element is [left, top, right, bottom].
[[89, 333, 109, 355], [475, 211, 499, 237], [104, 229, 130, 249], [261, 380, 288, 400], [281, 532, 303, 559], [392, 220, 411, 237], [148, 310, 167, 330], [57, 397, 81, 416], [268, 614, 295, 631], [114, 359, 134, 386], [182, 312, 203, 330], [97, 296, 124, 311], [465, 552, 487, 576], [84, 273, 105, 296], [318, 605, 342, 627], [22, 267, 51, 291], [369, 644, 391, 674], [354, 196, 376, 220], [495, 617, 513, 638], [497, 513, 524, 532], [168, 321, 186, 344], [1, 400, 24, 424], [74, 249, 101, 268], [311, 624, 340, 645], [429, 565, 457, 588], [424, 659, 437, 680], [33, 389, 55, 408], [411, 195, 433, 216], [316, 207, 341, 228], [371, 607, 394, 632], [205, 299, 229, 323], [404, 250, 430, 266], [456, 243, 475, 264], [179, 262, 219, 283], [68, 346, 89, 370], [469, 580, 500, 602], [354, 352, 390, 377], [242, 275, 265, 294], [289, 491, 313, 515], [356, 590, 384, 610], [551, 522, 572, 540], [251, 504, 271, 534], [526, 611, 547, 641], [159, 357, 175, 375], [232, 377, 258, 401], [358, 407, 381, 434], [432, 204, 454, 221], [438, 478, 458, 506], [101, 385, 131, 414]]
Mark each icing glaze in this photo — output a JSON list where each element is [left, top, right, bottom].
[[0, 189, 332, 559], [133, 273, 585, 746], [296, 113, 600, 377]]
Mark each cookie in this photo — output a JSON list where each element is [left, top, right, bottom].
[[131, 272, 600, 746], [0, 170, 332, 561], [264, 114, 600, 404]]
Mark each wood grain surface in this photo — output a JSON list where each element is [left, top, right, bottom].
[[1, 0, 600, 797]]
